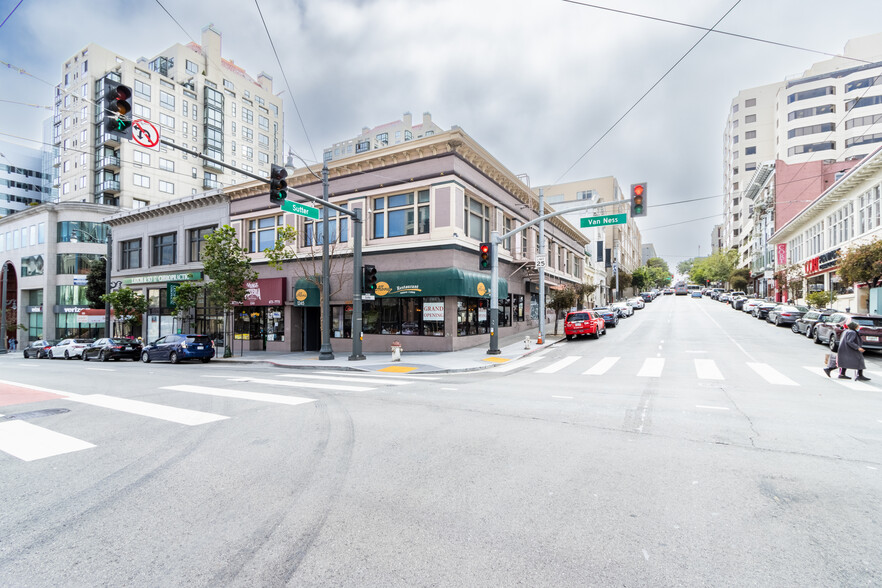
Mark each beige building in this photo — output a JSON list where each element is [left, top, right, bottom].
[[53, 25, 284, 210], [534, 177, 643, 304], [323, 112, 444, 163]]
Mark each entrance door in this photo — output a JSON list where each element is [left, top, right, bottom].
[[304, 307, 320, 351]]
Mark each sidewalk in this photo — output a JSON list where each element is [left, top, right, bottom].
[[212, 327, 565, 374]]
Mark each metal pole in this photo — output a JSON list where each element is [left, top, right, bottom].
[[488, 231, 500, 354], [349, 208, 365, 360], [319, 163, 334, 360], [104, 227, 112, 337], [0, 262, 7, 354], [614, 240, 620, 302], [538, 189, 546, 344]]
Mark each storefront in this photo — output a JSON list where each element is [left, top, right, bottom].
[[232, 277, 287, 352]]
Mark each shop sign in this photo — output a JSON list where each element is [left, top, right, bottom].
[[819, 248, 840, 271], [804, 257, 820, 275], [295, 288, 308, 305], [423, 302, 444, 321], [72, 277, 87, 286], [477, 282, 487, 296], [234, 277, 285, 306], [374, 281, 391, 296], [776, 244, 787, 265], [77, 309, 109, 324], [123, 271, 203, 285], [53, 305, 90, 314], [25, 305, 43, 313]]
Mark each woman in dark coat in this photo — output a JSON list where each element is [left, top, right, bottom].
[[830, 322, 869, 381]]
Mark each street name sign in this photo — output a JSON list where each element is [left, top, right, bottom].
[[581, 214, 627, 228], [281, 199, 320, 220]]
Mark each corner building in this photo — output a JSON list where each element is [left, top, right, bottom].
[[229, 128, 590, 353]]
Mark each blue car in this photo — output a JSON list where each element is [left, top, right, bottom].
[[140, 334, 215, 364], [592, 306, 619, 328]]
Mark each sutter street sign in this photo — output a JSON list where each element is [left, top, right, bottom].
[[281, 199, 320, 220]]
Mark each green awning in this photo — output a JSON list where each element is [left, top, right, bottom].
[[373, 268, 508, 299], [292, 278, 321, 307]]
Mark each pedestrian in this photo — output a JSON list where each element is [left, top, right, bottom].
[[11, 337, 16, 351], [826, 321, 869, 381]]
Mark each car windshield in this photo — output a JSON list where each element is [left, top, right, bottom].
[[108, 338, 133, 344], [185, 335, 212, 344], [854, 317, 882, 327], [567, 313, 591, 322], [73, 339, 91, 343]]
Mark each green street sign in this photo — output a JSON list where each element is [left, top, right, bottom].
[[281, 199, 320, 220], [580, 213, 627, 228]]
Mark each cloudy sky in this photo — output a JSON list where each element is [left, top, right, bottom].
[[1, 0, 880, 268]]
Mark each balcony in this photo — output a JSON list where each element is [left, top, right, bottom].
[[203, 178, 221, 190], [96, 180, 120, 193], [97, 155, 121, 170], [202, 159, 224, 173], [53, 155, 61, 168], [96, 132, 120, 147], [95, 194, 120, 207]]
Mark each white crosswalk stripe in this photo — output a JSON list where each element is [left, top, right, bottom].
[[491, 356, 544, 373], [637, 358, 665, 378], [64, 393, 228, 425], [162, 385, 317, 406], [275, 374, 414, 386], [746, 363, 798, 386], [535, 356, 582, 374], [694, 359, 724, 380], [582, 356, 620, 375], [802, 366, 877, 390], [0, 418, 95, 461]]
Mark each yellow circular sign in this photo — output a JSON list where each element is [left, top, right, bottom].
[[477, 282, 487, 296], [375, 281, 391, 296], [295, 288, 308, 302]]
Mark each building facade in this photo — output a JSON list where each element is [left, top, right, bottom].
[[641, 243, 657, 265], [53, 25, 283, 210], [323, 112, 444, 163], [0, 140, 54, 216]]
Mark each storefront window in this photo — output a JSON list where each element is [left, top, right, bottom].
[[234, 306, 286, 342], [358, 297, 444, 336], [457, 297, 489, 336]]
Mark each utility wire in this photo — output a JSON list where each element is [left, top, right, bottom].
[[640, 213, 724, 231], [0, 0, 24, 30], [559, 0, 873, 65], [554, 0, 742, 184]]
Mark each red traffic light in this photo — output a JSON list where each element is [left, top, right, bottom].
[[633, 184, 644, 197], [480, 244, 490, 254]]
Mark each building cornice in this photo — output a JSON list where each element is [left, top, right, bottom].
[[103, 191, 229, 226]]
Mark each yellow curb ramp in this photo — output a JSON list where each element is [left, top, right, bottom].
[[377, 365, 419, 373], [482, 357, 511, 363]]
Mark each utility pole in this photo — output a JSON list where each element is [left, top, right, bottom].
[[538, 188, 546, 345], [105, 227, 112, 337], [0, 262, 7, 354], [348, 208, 365, 361], [319, 163, 334, 360]]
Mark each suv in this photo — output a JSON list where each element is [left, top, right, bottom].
[[564, 311, 606, 341], [814, 313, 882, 351], [141, 334, 216, 363]]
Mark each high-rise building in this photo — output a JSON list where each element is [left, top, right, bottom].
[[52, 25, 284, 210], [323, 112, 443, 162], [0, 139, 54, 217]]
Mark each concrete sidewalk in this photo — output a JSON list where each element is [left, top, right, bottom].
[[212, 327, 566, 374]]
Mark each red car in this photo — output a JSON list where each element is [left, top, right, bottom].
[[564, 310, 606, 340], [815, 312, 882, 351]]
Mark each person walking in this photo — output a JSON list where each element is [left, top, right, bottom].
[[827, 322, 869, 381]]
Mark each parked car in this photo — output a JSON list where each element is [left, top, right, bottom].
[[814, 313, 882, 351], [674, 285, 689, 295], [719, 293, 731, 303], [640, 292, 654, 302], [82, 337, 143, 362], [767, 304, 809, 327], [731, 296, 747, 309], [141, 334, 216, 363], [592, 306, 620, 327], [663, 288, 674, 295], [611, 302, 634, 317], [22, 340, 56, 359], [690, 290, 702, 298], [728, 291, 746, 305], [563, 311, 606, 341], [793, 309, 836, 337], [753, 301, 778, 320], [742, 299, 763, 314], [627, 297, 645, 310], [710, 288, 724, 300], [48, 338, 92, 359]]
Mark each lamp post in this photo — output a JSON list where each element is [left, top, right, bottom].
[[0, 261, 7, 354]]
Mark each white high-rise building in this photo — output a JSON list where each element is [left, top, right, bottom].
[[52, 25, 284, 210], [0, 139, 54, 217]]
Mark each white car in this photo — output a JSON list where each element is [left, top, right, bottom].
[[742, 299, 764, 313], [627, 297, 645, 310], [48, 338, 92, 359], [612, 302, 634, 317]]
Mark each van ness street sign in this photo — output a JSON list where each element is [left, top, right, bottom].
[[580, 214, 627, 228]]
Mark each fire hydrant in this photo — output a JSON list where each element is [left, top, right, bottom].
[[524, 336, 532, 350], [390, 340, 402, 361]]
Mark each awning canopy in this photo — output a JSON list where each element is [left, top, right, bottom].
[[292, 278, 321, 307], [373, 267, 508, 299]]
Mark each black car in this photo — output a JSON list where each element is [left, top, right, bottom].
[[793, 309, 836, 337], [22, 339, 56, 359], [82, 338, 143, 362], [592, 306, 619, 328]]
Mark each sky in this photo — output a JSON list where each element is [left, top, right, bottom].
[[1, 0, 881, 271]]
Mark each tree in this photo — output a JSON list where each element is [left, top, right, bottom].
[[729, 268, 751, 291], [170, 281, 204, 333], [677, 258, 694, 276], [646, 257, 670, 273], [547, 286, 578, 335], [837, 239, 882, 288], [631, 266, 650, 292], [101, 287, 148, 337], [805, 290, 836, 309], [774, 263, 804, 301], [608, 270, 632, 301], [201, 225, 258, 358], [86, 258, 106, 310], [572, 282, 596, 310]]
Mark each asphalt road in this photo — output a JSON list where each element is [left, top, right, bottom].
[[1, 295, 880, 586]]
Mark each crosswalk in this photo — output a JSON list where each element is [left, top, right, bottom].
[[0, 371, 430, 462], [489, 354, 882, 390]]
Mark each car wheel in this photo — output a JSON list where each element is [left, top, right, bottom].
[[806, 326, 814, 339], [566, 334, 573, 341], [169, 351, 179, 364], [591, 330, 600, 340], [814, 330, 823, 345], [829, 336, 838, 351], [201, 358, 211, 363], [64, 350, 71, 360], [775, 317, 781, 326], [791, 323, 799, 333], [23, 350, 29, 359], [82, 353, 89, 362], [141, 351, 151, 363], [99, 351, 108, 362]]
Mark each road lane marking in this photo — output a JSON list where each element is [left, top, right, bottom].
[[314, 371, 440, 381], [637, 358, 665, 378], [218, 376, 373, 392], [582, 356, 620, 375], [747, 363, 798, 386], [85, 368, 115, 372], [0, 420, 95, 461], [695, 405, 730, 410], [552, 395, 573, 399], [536, 356, 581, 374], [162, 385, 317, 406], [492, 356, 544, 372], [64, 394, 228, 426], [802, 367, 877, 390], [695, 359, 723, 380], [276, 374, 413, 386]]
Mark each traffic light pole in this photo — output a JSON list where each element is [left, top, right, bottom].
[[348, 208, 365, 361]]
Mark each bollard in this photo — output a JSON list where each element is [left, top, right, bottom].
[[390, 340, 402, 362]]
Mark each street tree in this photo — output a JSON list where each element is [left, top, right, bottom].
[[547, 286, 578, 335], [86, 258, 106, 310], [169, 281, 204, 333], [729, 268, 751, 291], [838, 239, 882, 288], [201, 225, 258, 358], [101, 287, 148, 338], [631, 266, 650, 292], [573, 282, 596, 310], [774, 263, 804, 301]]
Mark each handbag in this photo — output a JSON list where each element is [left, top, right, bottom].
[[824, 353, 837, 368]]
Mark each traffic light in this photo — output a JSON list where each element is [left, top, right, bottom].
[[363, 265, 377, 292], [269, 164, 288, 204], [630, 183, 647, 217], [479, 242, 491, 271], [104, 84, 133, 139]]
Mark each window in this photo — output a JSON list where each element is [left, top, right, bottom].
[[258, 152, 269, 164], [242, 107, 253, 124], [745, 162, 757, 171], [243, 146, 253, 159], [745, 130, 756, 140], [845, 75, 881, 93], [304, 205, 349, 246], [186, 60, 198, 75], [121, 239, 142, 269], [159, 158, 174, 172], [258, 115, 269, 131], [188, 226, 215, 262], [258, 133, 269, 147], [787, 86, 835, 103], [242, 127, 253, 142], [159, 90, 175, 110], [248, 215, 284, 253], [745, 98, 757, 107], [133, 173, 150, 188], [133, 150, 150, 165], [788, 141, 835, 156], [133, 103, 151, 119], [845, 113, 882, 130], [152, 233, 177, 266], [745, 146, 756, 155], [133, 199, 148, 208], [134, 79, 151, 100], [159, 180, 174, 194], [788, 104, 834, 121], [159, 113, 175, 130], [846, 133, 882, 148], [788, 123, 834, 139], [223, 79, 234, 90], [465, 196, 490, 241], [858, 185, 882, 235], [376, 132, 389, 145]]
